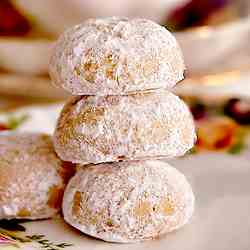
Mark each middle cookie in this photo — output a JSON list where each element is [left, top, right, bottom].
[[54, 91, 196, 164]]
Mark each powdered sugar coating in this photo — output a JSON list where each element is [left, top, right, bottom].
[[53, 91, 196, 164], [63, 160, 195, 243], [0, 133, 75, 220], [49, 17, 185, 95]]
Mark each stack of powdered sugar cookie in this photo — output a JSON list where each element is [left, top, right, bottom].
[[49, 17, 196, 243]]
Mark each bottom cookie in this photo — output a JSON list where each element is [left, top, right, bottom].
[[63, 160, 194, 243]]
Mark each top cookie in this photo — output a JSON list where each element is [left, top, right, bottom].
[[49, 17, 185, 96]]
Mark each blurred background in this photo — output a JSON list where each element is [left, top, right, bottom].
[[0, 0, 249, 109], [0, 2, 250, 246]]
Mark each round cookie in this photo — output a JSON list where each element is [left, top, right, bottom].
[[0, 133, 75, 220], [53, 91, 196, 164], [49, 17, 185, 95], [63, 160, 195, 243]]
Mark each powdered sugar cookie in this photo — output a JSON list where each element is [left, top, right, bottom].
[[50, 17, 185, 95], [63, 160, 195, 243], [0, 133, 75, 220], [53, 91, 196, 164]]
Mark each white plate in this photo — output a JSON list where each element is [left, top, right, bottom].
[[175, 69, 250, 101], [1, 152, 249, 250], [176, 17, 250, 74], [1, 16, 249, 76], [0, 38, 52, 75]]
